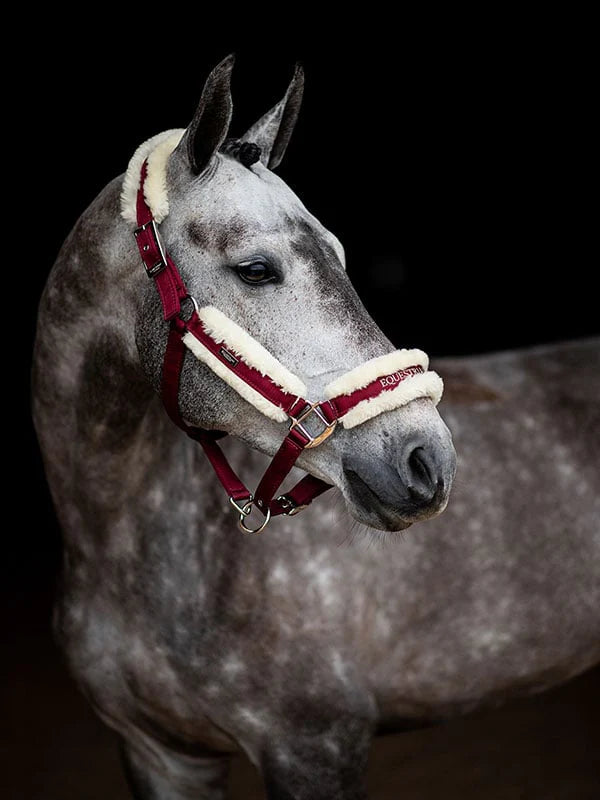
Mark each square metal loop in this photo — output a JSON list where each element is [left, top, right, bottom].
[[288, 402, 337, 449]]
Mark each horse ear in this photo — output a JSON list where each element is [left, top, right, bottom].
[[240, 64, 304, 169], [180, 54, 234, 175]]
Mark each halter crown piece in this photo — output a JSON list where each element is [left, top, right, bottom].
[[122, 133, 443, 533]]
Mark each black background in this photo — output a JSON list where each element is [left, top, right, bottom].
[[8, 18, 599, 797]]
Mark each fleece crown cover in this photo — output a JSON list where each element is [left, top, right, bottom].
[[121, 129, 184, 224]]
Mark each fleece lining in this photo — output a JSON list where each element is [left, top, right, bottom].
[[120, 129, 184, 224]]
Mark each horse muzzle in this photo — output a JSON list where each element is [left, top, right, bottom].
[[339, 408, 456, 531]]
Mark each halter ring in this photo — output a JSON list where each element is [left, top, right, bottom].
[[179, 294, 200, 321], [237, 502, 271, 534]]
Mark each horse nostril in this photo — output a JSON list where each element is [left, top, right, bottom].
[[342, 435, 453, 520], [405, 446, 439, 504]]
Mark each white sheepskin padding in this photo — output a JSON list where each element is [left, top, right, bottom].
[[197, 307, 307, 398], [120, 129, 184, 224], [324, 349, 429, 399], [339, 371, 444, 429], [182, 332, 289, 423]]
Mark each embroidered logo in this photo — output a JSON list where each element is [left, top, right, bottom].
[[379, 365, 423, 388]]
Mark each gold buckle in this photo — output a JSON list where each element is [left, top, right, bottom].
[[288, 402, 337, 449]]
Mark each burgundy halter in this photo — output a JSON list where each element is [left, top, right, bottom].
[[133, 160, 432, 533]]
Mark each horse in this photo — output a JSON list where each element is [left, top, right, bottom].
[[32, 56, 599, 800]]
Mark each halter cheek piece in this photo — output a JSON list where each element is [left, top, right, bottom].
[[132, 159, 443, 533]]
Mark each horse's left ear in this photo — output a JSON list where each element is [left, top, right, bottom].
[[240, 64, 304, 169], [179, 54, 235, 175]]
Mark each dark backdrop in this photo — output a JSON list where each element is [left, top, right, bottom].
[[7, 21, 598, 798]]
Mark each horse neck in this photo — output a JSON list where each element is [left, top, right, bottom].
[[34, 179, 174, 515]]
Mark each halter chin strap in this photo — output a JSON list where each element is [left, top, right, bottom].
[[132, 159, 442, 533]]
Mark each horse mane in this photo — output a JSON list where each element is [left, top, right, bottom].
[[220, 138, 262, 167]]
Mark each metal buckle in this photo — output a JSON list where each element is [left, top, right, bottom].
[[229, 496, 271, 534], [134, 219, 167, 278], [288, 402, 337, 449], [276, 495, 308, 516]]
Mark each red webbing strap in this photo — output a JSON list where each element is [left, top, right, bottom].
[[161, 322, 250, 503], [161, 323, 190, 429], [270, 474, 332, 516], [253, 428, 307, 512], [194, 433, 253, 503], [135, 161, 187, 320], [185, 314, 306, 415]]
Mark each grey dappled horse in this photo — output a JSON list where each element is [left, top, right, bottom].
[[33, 57, 599, 799]]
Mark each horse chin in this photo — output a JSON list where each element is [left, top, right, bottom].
[[345, 498, 414, 532], [340, 469, 450, 533], [341, 480, 415, 533]]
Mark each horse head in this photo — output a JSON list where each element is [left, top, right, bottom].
[[126, 56, 456, 532]]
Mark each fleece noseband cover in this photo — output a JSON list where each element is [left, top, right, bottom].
[[181, 306, 443, 427]]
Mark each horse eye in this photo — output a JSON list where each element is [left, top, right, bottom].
[[235, 259, 276, 286]]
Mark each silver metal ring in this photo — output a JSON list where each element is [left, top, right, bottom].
[[179, 294, 200, 321], [238, 504, 271, 534]]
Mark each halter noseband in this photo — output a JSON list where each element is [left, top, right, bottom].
[[131, 157, 442, 533]]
